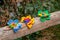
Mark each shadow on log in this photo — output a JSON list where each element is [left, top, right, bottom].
[[0, 11, 60, 40]]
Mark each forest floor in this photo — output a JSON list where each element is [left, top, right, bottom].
[[37, 24, 60, 40]]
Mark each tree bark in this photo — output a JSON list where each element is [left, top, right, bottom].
[[0, 11, 60, 40]]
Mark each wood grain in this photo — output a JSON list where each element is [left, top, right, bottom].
[[0, 11, 60, 40]]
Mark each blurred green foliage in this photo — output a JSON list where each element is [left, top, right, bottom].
[[18, 0, 60, 17], [0, 0, 60, 40]]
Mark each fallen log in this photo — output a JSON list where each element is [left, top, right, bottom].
[[0, 11, 60, 40]]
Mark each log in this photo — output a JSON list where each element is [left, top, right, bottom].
[[0, 11, 60, 40]]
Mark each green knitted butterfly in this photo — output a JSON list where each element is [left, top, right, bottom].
[[38, 10, 50, 22]]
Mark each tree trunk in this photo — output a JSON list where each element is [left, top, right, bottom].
[[0, 11, 60, 40]]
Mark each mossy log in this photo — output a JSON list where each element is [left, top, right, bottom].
[[0, 11, 60, 40]]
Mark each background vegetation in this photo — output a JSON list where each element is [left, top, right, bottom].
[[0, 0, 60, 40]]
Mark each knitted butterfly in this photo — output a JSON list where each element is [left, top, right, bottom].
[[21, 15, 34, 29], [7, 19, 22, 33], [38, 10, 50, 22]]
